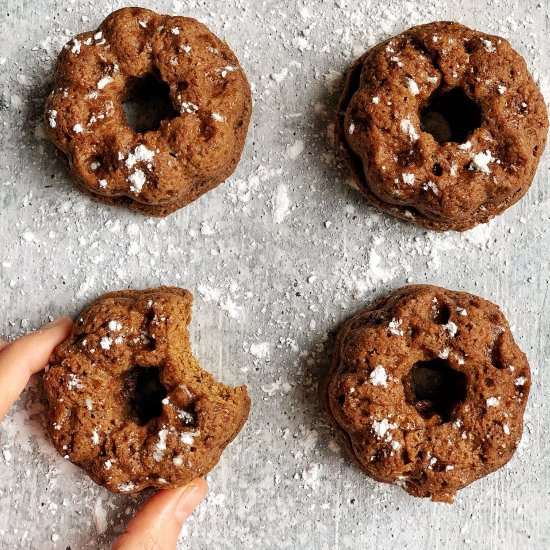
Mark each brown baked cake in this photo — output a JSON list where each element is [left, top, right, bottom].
[[45, 7, 252, 216], [337, 21, 548, 231], [324, 285, 530, 502], [43, 287, 250, 493]]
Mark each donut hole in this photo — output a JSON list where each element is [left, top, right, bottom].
[[420, 88, 482, 144], [403, 358, 467, 423], [122, 72, 178, 133], [123, 366, 167, 426]]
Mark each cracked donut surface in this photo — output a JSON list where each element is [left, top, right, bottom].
[[43, 286, 250, 493], [337, 21, 548, 231], [45, 7, 252, 216], [323, 285, 530, 503]]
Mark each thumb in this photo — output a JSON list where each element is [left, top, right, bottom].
[[113, 478, 208, 550]]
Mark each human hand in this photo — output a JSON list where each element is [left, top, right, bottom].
[[0, 316, 208, 550], [0, 316, 73, 421], [112, 478, 208, 549]]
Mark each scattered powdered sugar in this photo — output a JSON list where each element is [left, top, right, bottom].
[[118, 482, 135, 492], [47, 110, 57, 128], [406, 77, 419, 95], [261, 378, 292, 397], [70, 39, 81, 55], [388, 318, 403, 336], [97, 76, 113, 90], [400, 118, 419, 141], [125, 144, 155, 169], [301, 462, 322, 489], [172, 455, 183, 466], [99, 336, 112, 350], [369, 365, 388, 387], [249, 342, 270, 360], [217, 65, 236, 78], [486, 397, 500, 407], [480, 38, 496, 53], [108, 320, 122, 331], [197, 284, 221, 302], [372, 418, 397, 440], [177, 409, 194, 424], [92, 498, 108, 535], [287, 139, 305, 159], [128, 169, 146, 194], [197, 282, 243, 319], [273, 183, 290, 224], [470, 150, 495, 174], [402, 173, 415, 185], [181, 431, 200, 446], [153, 428, 169, 462], [422, 180, 440, 195], [181, 101, 199, 114], [444, 321, 458, 337], [67, 373, 83, 390]]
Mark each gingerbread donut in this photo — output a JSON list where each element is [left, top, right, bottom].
[[324, 285, 530, 502], [337, 22, 548, 231], [45, 7, 252, 216], [43, 287, 250, 493]]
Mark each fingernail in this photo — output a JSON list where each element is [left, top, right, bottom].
[[44, 317, 69, 329], [174, 479, 207, 522]]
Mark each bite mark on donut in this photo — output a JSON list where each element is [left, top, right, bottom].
[[44, 286, 251, 492]]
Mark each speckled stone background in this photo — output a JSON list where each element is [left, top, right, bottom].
[[0, 0, 549, 548]]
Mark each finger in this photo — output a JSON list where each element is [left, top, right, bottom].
[[0, 341, 8, 352], [113, 478, 208, 550], [0, 317, 73, 420]]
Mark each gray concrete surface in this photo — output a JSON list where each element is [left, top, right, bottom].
[[0, 0, 549, 548]]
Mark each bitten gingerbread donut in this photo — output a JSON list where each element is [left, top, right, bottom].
[[45, 7, 252, 216], [324, 285, 530, 502], [337, 21, 548, 231], [43, 287, 250, 493]]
